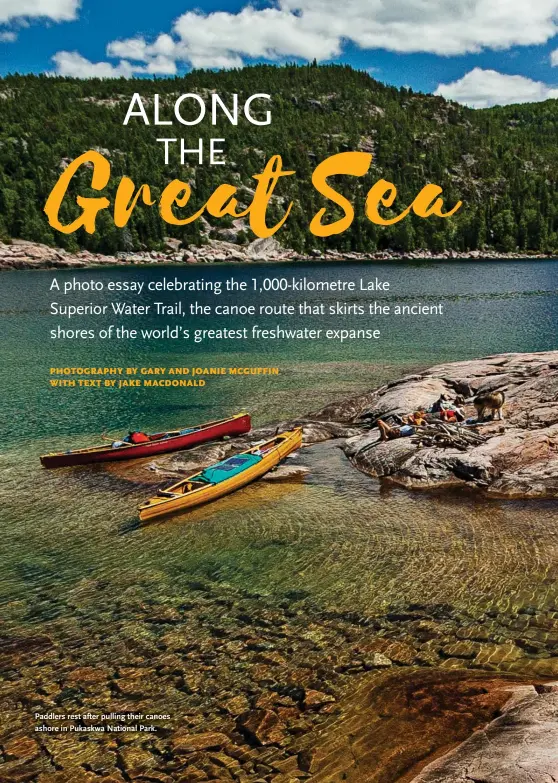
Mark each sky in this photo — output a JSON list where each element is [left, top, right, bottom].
[[1, 0, 558, 108]]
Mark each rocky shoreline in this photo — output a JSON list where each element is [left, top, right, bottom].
[[335, 352, 558, 499], [142, 352, 558, 500], [0, 238, 555, 270], [411, 681, 558, 783]]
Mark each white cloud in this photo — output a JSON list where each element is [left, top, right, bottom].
[[143, 55, 177, 76], [52, 51, 135, 78], [551, 48, 558, 66], [435, 67, 558, 108], [51, 48, 178, 79], [0, 0, 80, 23], [50, 0, 558, 76], [0, 29, 17, 41], [107, 34, 177, 74], [171, 7, 340, 66], [109, 0, 558, 69]]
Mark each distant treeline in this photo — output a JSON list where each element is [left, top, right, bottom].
[[0, 63, 557, 254]]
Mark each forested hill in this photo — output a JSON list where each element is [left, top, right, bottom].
[[1, 64, 557, 255]]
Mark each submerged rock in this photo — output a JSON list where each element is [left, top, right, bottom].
[[260, 464, 310, 481], [238, 709, 288, 745], [304, 670, 531, 783], [171, 731, 230, 753], [303, 690, 336, 710]]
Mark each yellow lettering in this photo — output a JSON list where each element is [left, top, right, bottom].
[[43, 150, 463, 240], [412, 184, 462, 218], [206, 184, 248, 219], [250, 155, 294, 237], [114, 179, 155, 227], [365, 179, 411, 226], [44, 150, 110, 234], [159, 180, 204, 226], [310, 152, 372, 237]]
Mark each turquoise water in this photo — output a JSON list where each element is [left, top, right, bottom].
[[1, 260, 557, 621], [2, 259, 557, 447]]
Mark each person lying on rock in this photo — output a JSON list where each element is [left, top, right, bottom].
[[377, 411, 426, 441]]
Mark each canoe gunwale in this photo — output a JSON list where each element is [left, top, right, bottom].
[[138, 428, 303, 521]]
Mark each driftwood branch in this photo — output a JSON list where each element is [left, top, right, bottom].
[[412, 422, 487, 450]]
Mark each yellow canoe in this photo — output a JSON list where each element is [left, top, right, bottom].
[[138, 427, 303, 522]]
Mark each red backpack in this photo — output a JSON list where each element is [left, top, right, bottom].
[[130, 431, 150, 444]]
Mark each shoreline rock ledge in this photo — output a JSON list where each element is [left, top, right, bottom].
[[329, 351, 558, 498], [0, 238, 554, 270], [411, 682, 558, 783]]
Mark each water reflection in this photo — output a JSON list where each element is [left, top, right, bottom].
[[2, 439, 557, 627]]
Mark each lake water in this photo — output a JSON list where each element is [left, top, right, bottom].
[[1, 260, 558, 764], [2, 259, 558, 607], [3, 259, 558, 446]]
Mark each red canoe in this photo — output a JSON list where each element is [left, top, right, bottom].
[[40, 413, 251, 469]]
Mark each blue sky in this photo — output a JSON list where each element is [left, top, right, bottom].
[[1, 0, 558, 107]]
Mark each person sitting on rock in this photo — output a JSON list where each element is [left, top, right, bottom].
[[430, 394, 465, 423], [431, 393, 452, 413], [439, 406, 465, 423]]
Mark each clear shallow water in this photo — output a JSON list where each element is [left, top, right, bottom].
[[2, 440, 558, 625], [1, 260, 558, 627]]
